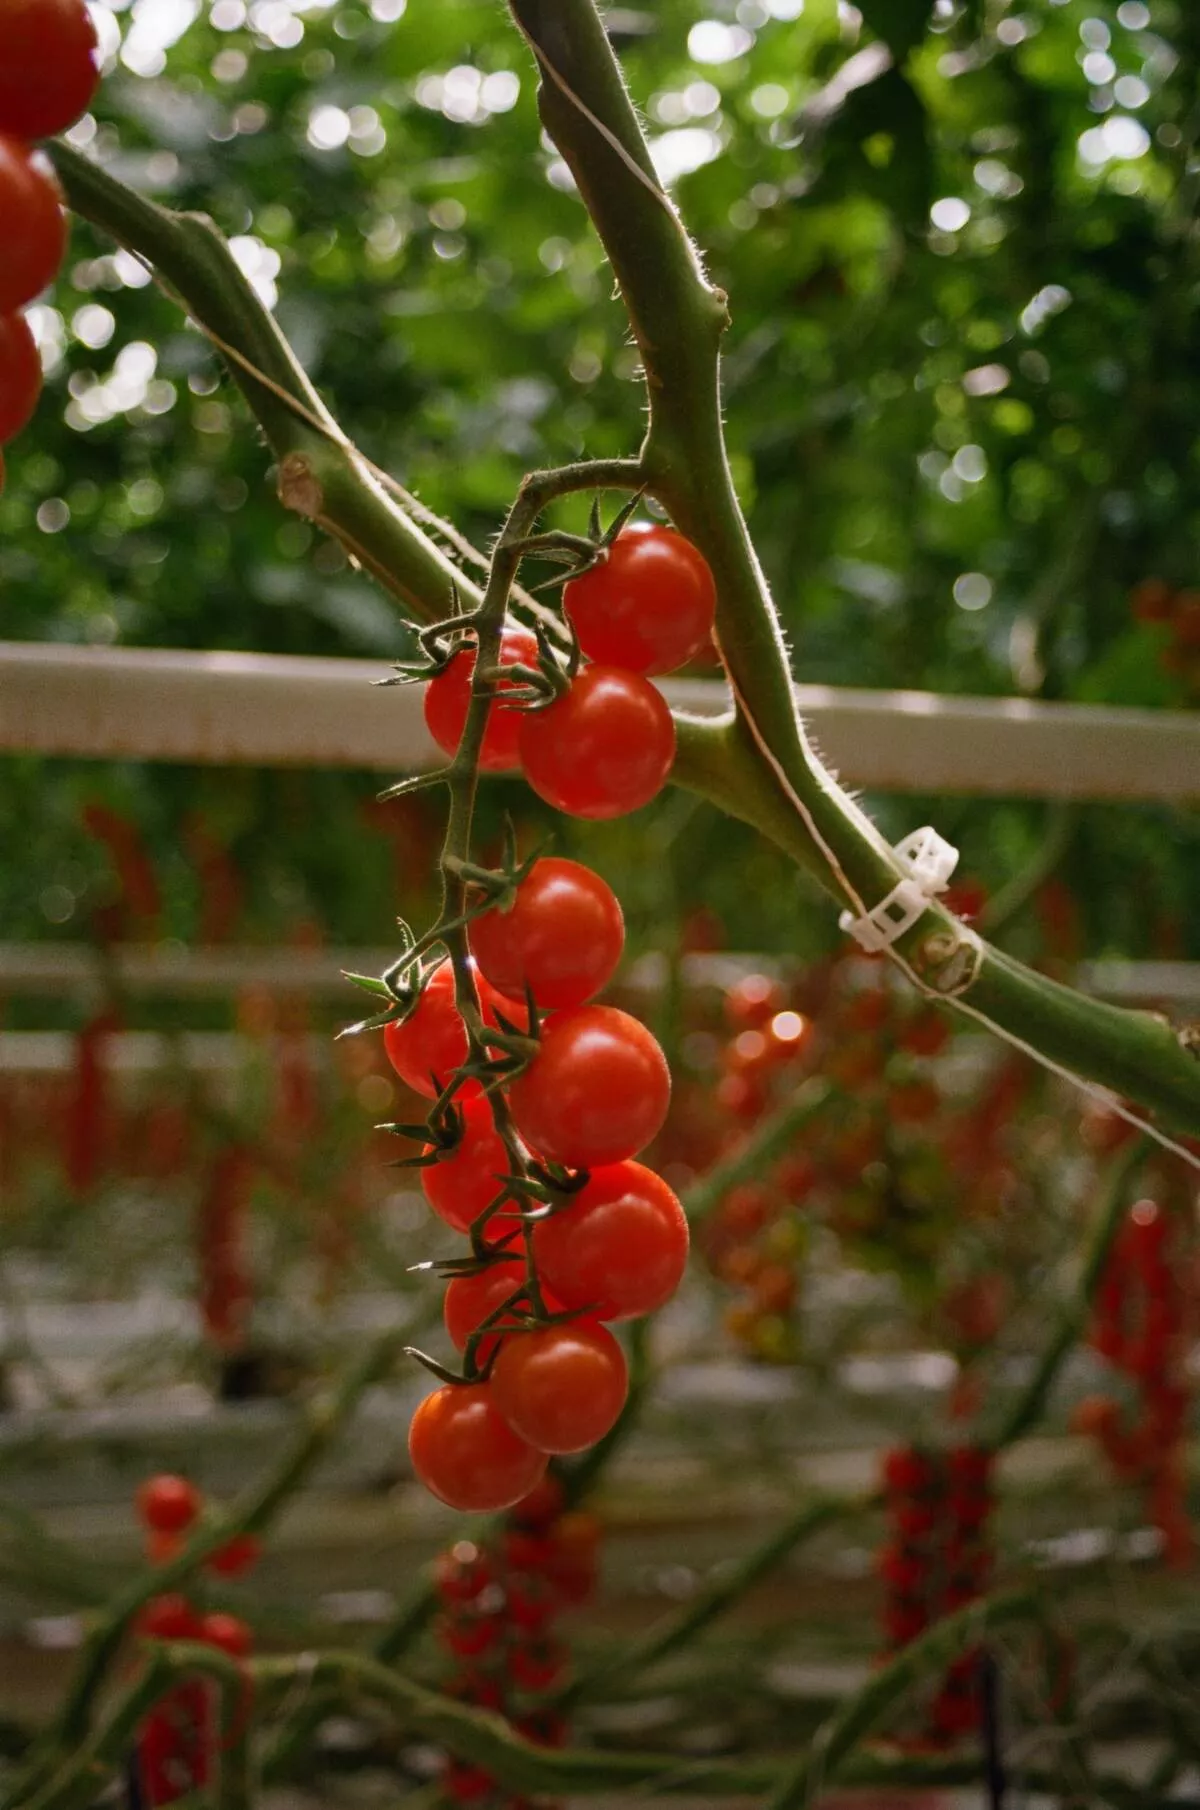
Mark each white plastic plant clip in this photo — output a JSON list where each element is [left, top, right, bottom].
[[892, 825, 959, 895], [838, 826, 961, 953]]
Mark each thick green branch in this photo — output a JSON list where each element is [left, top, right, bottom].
[[52, 126, 1200, 1140], [503, 0, 1200, 1142], [50, 141, 470, 625]]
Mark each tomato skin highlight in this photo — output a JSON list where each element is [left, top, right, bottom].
[[469, 857, 624, 1010], [518, 666, 675, 820], [508, 1005, 671, 1168], [0, 0, 101, 142], [533, 1162, 689, 1321], [424, 623, 538, 773], [490, 1322, 628, 1454], [0, 136, 66, 313], [408, 1383, 547, 1512], [0, 313, 41, 444], [382, 959, 519, 1099], [563, 523, 717, 675]]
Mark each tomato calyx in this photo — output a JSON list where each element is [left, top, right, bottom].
[[505, 488, 645, 594], [406, 1295, 600, 1387]]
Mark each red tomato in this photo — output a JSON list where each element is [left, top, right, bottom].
[[469, 857, 624, 1009], [0, 0, 100, 141], [421, 1093, 511, 1232], [0, 136, 66, 313], [443, 1261, 528, 1364], [206, 1534, 262, 1579], [510, 1473, 566, 1531], [423, 622, 538, 773], [490, 1322, 628, 1454], [563, 522, 717, 675], [138, 1594, 201, 1641], [0, 313, 41, 444], [410, 1383, 546, 1511], [198, 1612, 253, 1658], [136, 1474, 203, 1536], [507, 1005, 671, 1168], [383, 959, 520, 1099], [509, 1640, 569, 1691], [533, 1161, 688, 1321], [518, 667, 675, 820]]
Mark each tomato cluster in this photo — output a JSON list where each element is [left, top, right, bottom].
[[1130, 577, 1200, 705], [878, 1444, 994, 1745], [0, 0, 101, 485], [435, 1474, 599, 1807], [133, 1474, 259, 1806], [685, 956, 1016, 1366], [1074, 1199, 1195, 1567], [423, 522, 715, 818], [390, 529, 717, 1508]]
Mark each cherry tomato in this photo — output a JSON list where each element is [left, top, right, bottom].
[[424, 622, 538, 773], [881, 1447, 934, 1496], [138, 1594, 200, 1641], [206, 1534, 262, 1578], [0, 0, 101, 141], [383, 959, 520, 1099], [198, 1612, 253, 1658], [0, 136, 66, 313], [136, 1474, 202, 1535], [518, 666, 675, 820], [563, 522, 717, 675], [533, 1162, 688, 1321], [421, 1093, 511, 1232], [509, 1640, 569, 1691], [469, 857, 624, 1010], [0, 313, 41, 444], [443, 1762, 496, 1803], [508, 1005, 670, 1168], [408, 1382, 546, 1511], [490, 1322, 628, 1454], [443, 1261, 528, 1364], [511, 1473, 566, 1530]]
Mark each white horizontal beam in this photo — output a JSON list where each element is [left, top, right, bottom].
[[0, 943, 1193, 1009], [1, 641, 1196, 801]]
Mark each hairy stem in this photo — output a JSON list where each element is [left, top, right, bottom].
[[51, 137, 1200, 1137]]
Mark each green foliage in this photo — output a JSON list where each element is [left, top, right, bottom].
[[3, 0, 1197, 958]]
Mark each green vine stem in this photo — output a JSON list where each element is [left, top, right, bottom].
[[988, 1134, 1147, 1449], [48, 131, 1200, 1138], [21, 1599, 1053, 1810], [501, 0, 1200, 1144], [764, 1588, 1038, 1810], [561, 1492, 849, 1712], [679, 1079, 831, 1225], [261, 1274, 652, 1783], [5, 1322, 414, 1806]]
